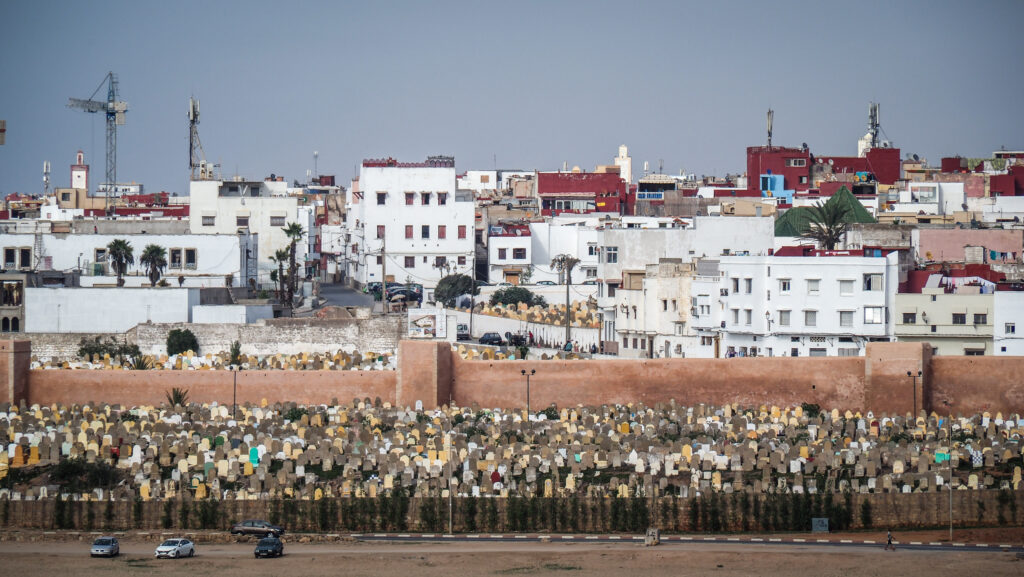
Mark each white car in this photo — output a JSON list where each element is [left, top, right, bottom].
[[155, 538, 195, 558]]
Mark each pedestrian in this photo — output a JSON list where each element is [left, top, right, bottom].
[[528, 331, 534, 346], [885, 529, 895, 551], [573, 341, 580, 353], [563, 341, 572, 352]]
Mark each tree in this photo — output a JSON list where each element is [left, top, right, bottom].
[[283, 222, 306, 305], [107, 239, 134, 287], [801, 201, 851, 250], [228, 340, 243, 366], [270, 248, 289, 302], [551, 254, 580, 344], [140, 244, 168, 286], [434, 273, 478, 308], [490, 286, 546, 308], [166, 328, 199, 356]]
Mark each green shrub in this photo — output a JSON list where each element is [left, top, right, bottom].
[[77, 336, 140, 361], [166, 328, 199, 356]]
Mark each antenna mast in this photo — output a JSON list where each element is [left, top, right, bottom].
[[189, 97, 209, 180], [766, 108, 774, 148]]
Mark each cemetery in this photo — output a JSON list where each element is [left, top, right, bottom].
[[1, 396, 1022, 533]]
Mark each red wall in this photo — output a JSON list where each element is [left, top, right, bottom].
[[746, 146, 811, 194]]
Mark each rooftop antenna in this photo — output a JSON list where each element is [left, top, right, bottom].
[[188, 97, 208, 180], [562, 160, 568, 172], [658, 158, 664, 174], [313, 150, 319, 181], [43, 161, 51, 194], [766, 108, 774, 148], [0, 119, 6, 145], [868, 102, 880, 149]]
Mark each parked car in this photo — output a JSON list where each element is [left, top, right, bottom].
[[90, 536, 119, 557], [507, 333, 527, 347], [364, 282, 382, 295], [479, 332, 504, 346], [580, 280, 598, 285], [495, 282, 513, 288], [254, 536, 284, 558], [475, 280, 491, 287], [230, 519, 285, 537], [456, 323, 470, 341], [535, 280, 556, 285], [155, 538, 194, 558]]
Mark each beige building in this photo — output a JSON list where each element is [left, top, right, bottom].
[[895, 281, 993, 355], [614, 258, 696, 358]]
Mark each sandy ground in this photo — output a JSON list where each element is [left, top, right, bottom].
[[1, 529, 1023, 577]]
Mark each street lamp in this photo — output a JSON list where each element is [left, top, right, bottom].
[[230, 364, 239, 419], [765, 311, 773, 332], [944, 401, 954, 543], [521, 369, 535, 417], [907, 370, 922, 418]]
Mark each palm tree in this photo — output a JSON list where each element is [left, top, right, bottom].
[[270, 248, 289, 302], [801, 201, 852, 250], [283, 222, 306, 305], [106, 239, 134, 287], [551, 254, 580, 345], [140, 244, 168, 286]]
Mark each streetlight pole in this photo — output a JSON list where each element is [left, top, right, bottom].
[[945, 402, 954, 543], [446, 430, 453, 534], [231, 364, 238, 419], [521, 369, 535, 417], [907, 370, 922, 418]]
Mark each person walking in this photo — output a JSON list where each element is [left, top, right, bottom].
[[884, 529, 895, 551]]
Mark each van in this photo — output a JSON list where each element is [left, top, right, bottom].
[[456, 324, 470, 341]]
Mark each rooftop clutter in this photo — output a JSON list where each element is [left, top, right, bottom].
[[30, 349, 397, 371], [1, 401, 1021, 503]]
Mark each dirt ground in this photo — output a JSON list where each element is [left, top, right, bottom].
[[1, 529, 1023, 577]]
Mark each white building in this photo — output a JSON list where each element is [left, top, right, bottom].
[[346, 157, 474, 299], [487, 223, 533, 284], [26, 287, 200, 333], [188, 177, 301, 285], [527, 217, 602, 284], [715, 251, 898, 357], [458, 170, 499, 193], [994, 289, 1024, 355], [613, 259, 697, 358]]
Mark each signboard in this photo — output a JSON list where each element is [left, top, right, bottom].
[[811, 518, 829, 533], [407, 308, 446, 339]]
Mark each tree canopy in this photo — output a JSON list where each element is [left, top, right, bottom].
[[433, 274, 478, 308], [490, 286, 546, 308]]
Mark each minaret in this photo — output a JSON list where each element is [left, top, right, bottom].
[[614, 144, 632, 184], [71, 150, 89, 191]]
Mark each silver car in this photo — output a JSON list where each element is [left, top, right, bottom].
[[90, 536, 119, 557], [155, 538, 194, 558]]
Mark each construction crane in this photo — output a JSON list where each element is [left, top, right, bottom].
[[67, 72, 127, 209]]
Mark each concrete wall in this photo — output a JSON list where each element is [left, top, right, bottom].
[[27, 369, 397, 407], [192, 304, 274, 324], [25, 287, 199, 333]]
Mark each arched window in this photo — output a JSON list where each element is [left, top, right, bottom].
[[10, 317, 19, 332], [1, 317, 9, 332]]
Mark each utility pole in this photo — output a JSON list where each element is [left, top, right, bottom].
[[381, 234, 387, 314]]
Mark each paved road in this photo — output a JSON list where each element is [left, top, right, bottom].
[[317, 283, 375, 308]]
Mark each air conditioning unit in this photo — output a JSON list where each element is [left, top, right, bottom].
[[720, 321, 726, 328]]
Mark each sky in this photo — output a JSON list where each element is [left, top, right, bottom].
[[1, 0, 1023, 196]]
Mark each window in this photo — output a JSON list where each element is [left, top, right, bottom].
[[438, 225, 446, 239], [839, 279, 854, 295], [732, 309, 739, 324], [19, 248, 30, 268], [779, 279, 791, 293], [864, 306, 884, 324], [965, 349, 985, 356], [351, 243, 358, 254], [376, 225, 386, 239], [701, 336, 714, 346], [480, 174, 490, 183], [268, 215, 286, 227], [498, 248, 507, 260], [404, 256, 415, 268], [863, 273, 883, 291], [778, 310, 791, 326], [608, 282, 618, 297], [377, 192, 386, 205], [786, 158, 807, 167], [1007, 323, 1016, 334], [405, 192, 415, 205], [405, 226, 413, 239], [513, 248, 526, 260], [806, 279, 820, 294], [839, 310, 854, 327], [376, 256, 383, 265], [662, 300, 668, 312], [804, 310, 817, 327], [973, 313, 987, 325], [744, 309, 752, 325], [639, 339, 645, 350], [421, 192, 430, 205], [421, 225, 430, 239], [458, 225, 467, 239], [457, 256, 466, 266], [202, 215, 215, 226], [170, 248, 182, 269], [799, 176, 808, 184], [61, 192, 71, 202], [438, 193, 447, 205], [903, 313, 916, 324], [622, 337, 628, 349], [435, 256, 447, 268], [236, 216, 249, 227], [791, 348, 799, 357], [605, 246, 618, 263], [732, 278, 740, 293], [3, 248, 14, 268], [744, 278, 752, 294], [952, 313, 966, 325], [588, 245, 598, 256]]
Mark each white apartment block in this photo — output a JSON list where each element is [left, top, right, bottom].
[[612, 259, 697, 359], [346, 158, 474, 298], [994, 290, 1024, 355]]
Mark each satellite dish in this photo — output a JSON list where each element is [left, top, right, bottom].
[[828, 159, 834, 166], [802, 142, 808, 150], [913, 154, 920, 162]]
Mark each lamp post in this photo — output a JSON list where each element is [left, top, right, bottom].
[[230, 364, 238, 419], [907, 370, 922, 418], [521, 369, 535, 417], [944, 401, 954, 543]]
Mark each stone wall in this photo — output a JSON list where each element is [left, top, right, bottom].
[[2, 491, 1021, 533]]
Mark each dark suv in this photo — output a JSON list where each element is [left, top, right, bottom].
[[230, 519, 284, 537], [479, 332, 504, 346]]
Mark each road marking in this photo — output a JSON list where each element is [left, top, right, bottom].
[[929, 542, 942, 546], [816, 539, 829, 543], [999, 544, 1011, 548], [514, 535, 527, 539], [863, 540, 875, 544], [703, 537, 717, 541], [751, 538, 763, 542], [976, 544, 989, 548], [681, 537, 693, 541], [953, 543, 966, 547], [769, 538, 781, 542], [727, 538, 740, 541], [608, 536, 621, 540], [840, 539, 852, 543], [792, 539, 805, 543], [631, 536, 644, 540], [442, 534, 455, 539], [910, 541, 921, 545], [350, 534, 361, 537], [561, 536, 574, 540], [585, 536, 599, 540], [373, 534, 386, 537], [397, 534, 410, 538], [420, 534, 434, 538], [467, 535, 480, 539], [490, 535, 504, 539]]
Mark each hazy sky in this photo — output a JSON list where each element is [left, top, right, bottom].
[[1, 1, 1022, 195]]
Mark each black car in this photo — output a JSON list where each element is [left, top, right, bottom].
[[254, 536, 284, 558], [479, 332, 504, 346], [230, 519, 284, 537]]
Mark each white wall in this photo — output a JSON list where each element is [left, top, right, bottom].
[[994, 291, 1024, 355], [488, 235, 532, 283], [192, 304, 274, 324], [26, 287, 199, 333]]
